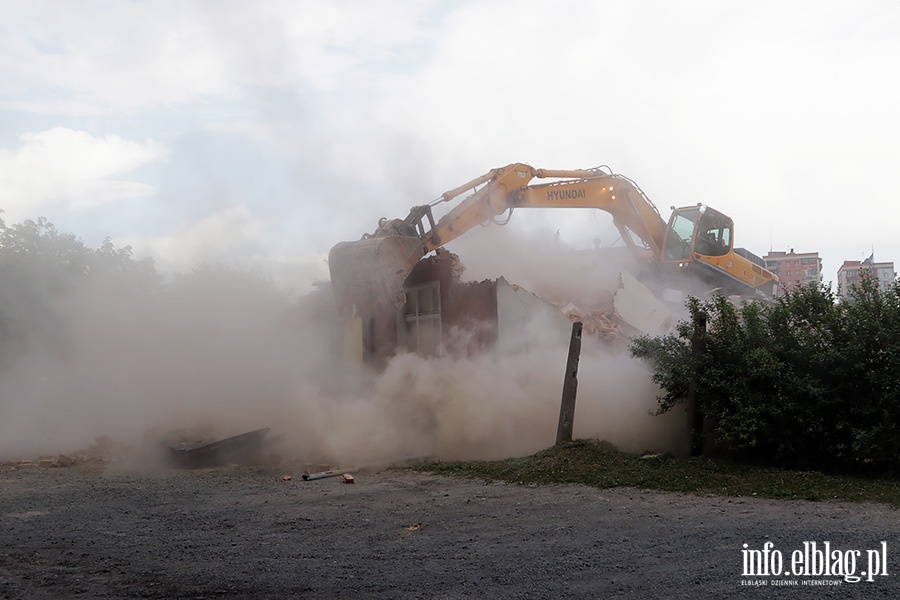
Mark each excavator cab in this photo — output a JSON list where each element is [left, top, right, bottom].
[[662, 205, 733, 262], [661, 204, 776, 297]]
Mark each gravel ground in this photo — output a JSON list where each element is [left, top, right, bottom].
[[1, 465, 898, 599]]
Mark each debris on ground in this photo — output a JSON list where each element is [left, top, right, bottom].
[[301, 468, 358, 482], [639, 451, 674, 461], [2, 436, 133, 471], [2, 459, 34, 470], [54, 454, 75, 467], [1, 427, 290, 472], [300, 455, 431, 482], [164, 427, 281, 469], [74, 435, 130, 464]]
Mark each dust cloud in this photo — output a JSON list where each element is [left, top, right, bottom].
[[0, 264, 310, 460], [306, 222, 691, 465], [310, 335, 688, 467], [0, 220, 689, 467]]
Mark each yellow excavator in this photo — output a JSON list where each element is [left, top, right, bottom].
[[328, 163, 777, 311]]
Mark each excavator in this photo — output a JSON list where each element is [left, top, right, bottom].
[[328, 163, 777, 312]]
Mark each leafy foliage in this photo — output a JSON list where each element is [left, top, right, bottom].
[[0, 216, 292, 378], [0, 216, 158, 368], [631, 276, 900, 474]]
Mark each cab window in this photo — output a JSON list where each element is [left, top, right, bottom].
[[694, 212, 732, 257], [664, 208, 699, 261]]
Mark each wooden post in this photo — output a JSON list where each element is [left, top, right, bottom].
[[556, 321, 583, 445], [687, 313, 707, 456]]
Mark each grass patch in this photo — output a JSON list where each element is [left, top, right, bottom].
[[411, 439, 900, 507]]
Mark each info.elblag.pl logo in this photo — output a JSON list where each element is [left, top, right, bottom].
[[741, 541, 889, 585]]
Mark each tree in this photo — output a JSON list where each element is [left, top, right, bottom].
[[0, 216, 160, 371]]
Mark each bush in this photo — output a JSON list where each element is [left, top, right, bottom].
[[631, 276, 900, 474]]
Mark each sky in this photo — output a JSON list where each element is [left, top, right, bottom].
[[1, 0, 899, 295]]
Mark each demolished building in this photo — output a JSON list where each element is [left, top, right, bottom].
[[338, 248, 676, 367]]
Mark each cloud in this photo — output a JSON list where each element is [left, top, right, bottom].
[[332, 0, 900, 283], [0, 1, 436, 114], [0, 127, 167, 221], [3, 1, 899, 288]]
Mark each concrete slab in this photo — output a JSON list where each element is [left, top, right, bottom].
[[613, 271, 674, 336]]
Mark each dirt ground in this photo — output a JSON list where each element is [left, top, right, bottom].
[[1, 465, 898, 599]]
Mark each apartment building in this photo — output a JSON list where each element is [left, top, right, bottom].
[[764, 250, 822, 293], [837, 258, 896, 300]]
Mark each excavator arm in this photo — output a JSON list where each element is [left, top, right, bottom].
[[328, 163, 671, 310], [405, 163, 667, 256], [508, 172, 668, 258]]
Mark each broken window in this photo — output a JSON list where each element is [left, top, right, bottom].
[[399, 282, 442, 356]]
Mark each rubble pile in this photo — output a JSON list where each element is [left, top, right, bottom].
[[442, 249, 466, 281], [562, 307, 628, 343], [1, 435, 130, 471], [504, 279, 640, 344], [514, 284, 629, 344], [0, 426, 290, 473], [552, 271, 678, 341]]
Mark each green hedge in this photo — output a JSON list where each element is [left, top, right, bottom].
[[630, 275, 900, 474]]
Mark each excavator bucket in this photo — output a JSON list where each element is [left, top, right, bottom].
[[328, 235, 425, 311]]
